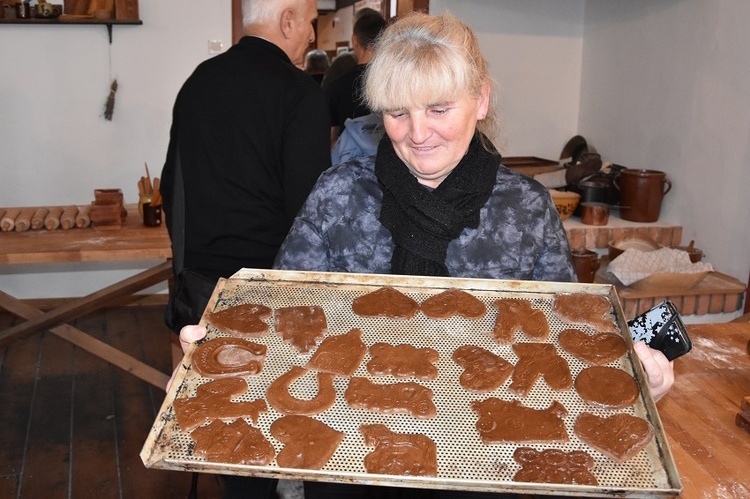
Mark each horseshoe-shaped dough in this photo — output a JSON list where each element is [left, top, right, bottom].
[[266, 365, 336, 415]]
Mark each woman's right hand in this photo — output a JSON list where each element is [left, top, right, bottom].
[[165, 325, 208, 392]]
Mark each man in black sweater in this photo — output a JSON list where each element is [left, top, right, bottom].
[[161, 0, 330, 320]]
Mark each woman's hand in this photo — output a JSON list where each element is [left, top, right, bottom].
[[165, 325, 208, 392], [632, 340, 674, 401]]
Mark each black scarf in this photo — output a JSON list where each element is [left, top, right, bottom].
[[376, 133, 499, 277]]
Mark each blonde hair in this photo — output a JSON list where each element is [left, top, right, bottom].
[[363, 12, 499, 144]]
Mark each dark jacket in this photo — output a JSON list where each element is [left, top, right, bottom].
[[161, 36, 332, 278]]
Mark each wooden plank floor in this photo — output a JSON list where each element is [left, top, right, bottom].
[[0, 304, 224, 499]]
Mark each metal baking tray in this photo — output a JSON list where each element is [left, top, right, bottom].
[[141, 269, 681, 497]]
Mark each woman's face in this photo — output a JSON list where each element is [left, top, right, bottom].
[[382, 84, 490, 188]]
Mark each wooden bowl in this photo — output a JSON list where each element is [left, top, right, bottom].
[[608, 234, 662, 261], [549, 189, 580, 221], [673, 245, 704, 263]]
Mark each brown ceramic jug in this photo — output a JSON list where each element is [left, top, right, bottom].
[[615, 169, 672, 222], [571, 249, 600, 283]]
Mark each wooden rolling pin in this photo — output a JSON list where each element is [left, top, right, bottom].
[[60, 205, 78, 230], [14, 207, 36, 232], [44, 206, 64, 230], [1, 208, 21, 232], [31, 208, 50, 230], [75, 204, 91, 228]]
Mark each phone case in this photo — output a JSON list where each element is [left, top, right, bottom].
[[627, 300, 692, 361]]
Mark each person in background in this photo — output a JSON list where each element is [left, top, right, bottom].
[[160, 0, 330, 497], [171, 10, 674, 499], [304, 49, 330, 85], [321, 8, 382, 93], [324, 9, 387, 146]]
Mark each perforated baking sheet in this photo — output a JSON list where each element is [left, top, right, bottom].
[[141, 269, 681, 497]]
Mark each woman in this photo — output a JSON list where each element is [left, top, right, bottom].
[[276, 14, 574, 283], [174, 11, 673, 499]]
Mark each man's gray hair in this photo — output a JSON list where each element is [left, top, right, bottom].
[[242, 0, 297, 27]]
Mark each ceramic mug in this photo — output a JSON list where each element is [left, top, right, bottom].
[[14, 2, 32, 19], [571, 248, 600, 283]]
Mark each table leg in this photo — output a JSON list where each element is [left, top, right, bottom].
[[0, 260, 172, 349]]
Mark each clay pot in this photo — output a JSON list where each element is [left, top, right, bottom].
[[571, 248, 600, 283], [615, 169, 672, 222]]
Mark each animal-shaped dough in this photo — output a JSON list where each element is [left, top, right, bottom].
[[491, 299, 550, 343], [509, 343, 572, 397], [191, 419, 275, 466], [513, 447, 597, 485], [345, 377, 436, 419], [173, 377, 268, 433], [452, 345, 513, 392], [470, 398, 568, 443], [366, 343, 439, 380], [360, 424, 438, 476], [270, 415, 345, 469], [206, 303, 272, 337]]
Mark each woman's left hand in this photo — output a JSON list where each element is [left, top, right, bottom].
[[632, 340, 674, 402]]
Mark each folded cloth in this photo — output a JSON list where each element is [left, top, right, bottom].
[[607, 247, 714, 286]]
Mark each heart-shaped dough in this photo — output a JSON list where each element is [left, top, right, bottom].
[[574, 412, 654, 462]]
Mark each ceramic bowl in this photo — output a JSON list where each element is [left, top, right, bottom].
[[35, 3, 62, 18], [549, 189, 580, 221], [608, 234, 662, 261]]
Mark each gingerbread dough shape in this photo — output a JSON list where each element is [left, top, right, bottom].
[[173, 377, 268, 433], [574, 412, 654, 463], [206, 303, 272, 338], [491, 299, 550, 343], [274, 305, 328, 353], [470, 398, 568, 443], [360, 424, 438, 477], [510, 343, 572, 397], [270, 415, 345, 470], [366, 343, 439, 380], [558, 328, 627, 366], [345, 377, 436, 420], [553, 293, 618, 333], [352, 286, 420, 319], [191, 419, 275, 466], [266, 366, 336, 416], [513, 447, 597, 486], [306, 328, 367, 376], [452, 345, 514, 392], [191, 337, 267, 378], [575, 366, 640, 409], [420, 288, 487, 319]]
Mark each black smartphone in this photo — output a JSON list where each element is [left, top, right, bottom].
[[627, 300, 693, 361]]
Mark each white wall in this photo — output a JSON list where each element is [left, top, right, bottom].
[[431, 0, 586, 157], [0, 0, 231, 298], [578, 0, 750, 292], [2, 0, 748, 307]]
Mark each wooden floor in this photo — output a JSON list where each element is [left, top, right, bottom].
[[0, 303, 225, 499]]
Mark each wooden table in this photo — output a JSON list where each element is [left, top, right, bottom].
[[0, 204, 173, 389], [657, 322, 750, 497]]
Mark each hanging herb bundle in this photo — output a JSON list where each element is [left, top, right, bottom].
[[103, 79, 118, 121]]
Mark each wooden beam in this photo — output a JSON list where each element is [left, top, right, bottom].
[[0, 261, 172, 349], [0, 289, 169, 389]]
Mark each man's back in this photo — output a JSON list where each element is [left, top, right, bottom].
[[162, 36, 331, 278]]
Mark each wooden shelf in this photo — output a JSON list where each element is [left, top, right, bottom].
[[0, 18, 142, 42]]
